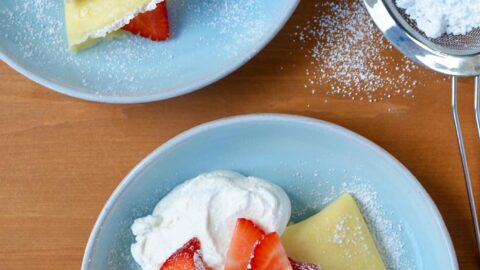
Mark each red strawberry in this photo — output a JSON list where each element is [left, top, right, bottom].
[[289, 258, 321, 270], [123, 1, 170, 41], [249, 232, 293, 270], [160, 237, 206, 270], [225, 218, 266, 270]]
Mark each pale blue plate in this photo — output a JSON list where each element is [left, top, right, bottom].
[[82, 114, 458, 270], [0, 0, 298, 103]]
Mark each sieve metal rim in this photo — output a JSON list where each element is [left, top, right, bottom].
[[365, 0, 480, 258], [363, 0, 480, 77], [384, 0, 480, 57]]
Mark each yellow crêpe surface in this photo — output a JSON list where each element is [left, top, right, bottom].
[[282, 193, 386, 270], [64, 0, 156, 50]]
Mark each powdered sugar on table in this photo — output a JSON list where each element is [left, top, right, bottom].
[[292, 0, 431, 103]]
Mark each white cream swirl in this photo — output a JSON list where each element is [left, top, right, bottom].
[[131, 170, 291, 270]]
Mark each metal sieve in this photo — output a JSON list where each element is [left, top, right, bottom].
[[364, 0, 480, 254], [384, 0, 480, 55]]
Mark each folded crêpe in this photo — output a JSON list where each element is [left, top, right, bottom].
[[64, 0, 164, 50], [282, 193, 386, 270]]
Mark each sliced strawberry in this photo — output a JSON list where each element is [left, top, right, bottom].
[[225, 218, 266, 270], [249, 232, 293, 270], [123, 1, 170, 41], [160, 237, 206, 270], [289, 257, 321, 270]]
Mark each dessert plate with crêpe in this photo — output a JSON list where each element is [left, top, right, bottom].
[[0, 0, 299, 103], [82, 114, 458, 269]]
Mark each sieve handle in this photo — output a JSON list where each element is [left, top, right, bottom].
[[452, 76, 480, 255]]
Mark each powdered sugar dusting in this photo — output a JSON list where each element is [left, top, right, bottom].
[[0, 0, 268, 98], [328, 213, 376, 261], [288, 170, 415, 270], [201, 1, 267, 55], [292, 0, 427, 103], [334, 182, 412, 269]]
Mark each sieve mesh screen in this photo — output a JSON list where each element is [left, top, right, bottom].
[[385, 0, 480, 55]]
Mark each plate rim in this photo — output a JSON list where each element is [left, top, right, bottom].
[[81, 113, 459, 269], [0, 1, 300, 104]]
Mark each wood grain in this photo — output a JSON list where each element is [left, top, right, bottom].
[[1, 0, 479, 269]]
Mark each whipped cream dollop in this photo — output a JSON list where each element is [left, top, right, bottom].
[[130, 171, 292, 270]]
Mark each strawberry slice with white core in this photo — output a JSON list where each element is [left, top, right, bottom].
[[249, 232, 293, 270], [123, 1, 170, 41], [225, 218, 266, 270], [160, 237, 206, 270], [289, 257, 321, 270]]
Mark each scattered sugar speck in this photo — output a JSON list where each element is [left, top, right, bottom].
[[291, 0, 429, 103]]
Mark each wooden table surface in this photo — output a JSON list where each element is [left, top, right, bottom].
[[1, 0, 480, 269]]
